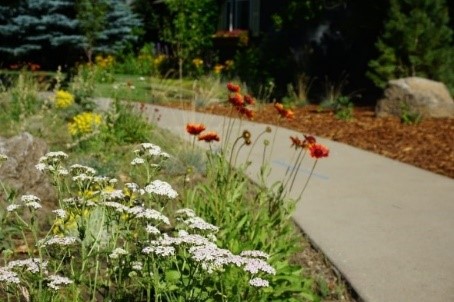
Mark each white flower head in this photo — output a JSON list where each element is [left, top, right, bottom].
[[70, 164, 96, 176], [25, 201, 42, 210], [0, 268, 20, 285], [184, 217, 219, 233], [125, 182, 139, 192], [249, 277, 269, 288], [47, 275, 73, 290], [145, 225, 161, 235], [242, 258, 276, 275], [38, 236, 78, 247], [52, 209, 67, 219], [7, 258, 48, 274], [109, 248, 128, 259], [131, 158, 145, 166], [175, 208, 196, 219], [0, 154, 8, 162], [142, 245, 175, 257], [102, 190, 125, 201], [21, 195, 41, 204], [240, 250, 270, 260], [131, 261, 143, 271], [7, 204, 21, 212], [145, 180, 178, 199]]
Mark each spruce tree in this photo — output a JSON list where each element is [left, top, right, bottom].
[[94, 0, 142, 55], [0, 0, 84, 66], [367, 0, 454, 92]]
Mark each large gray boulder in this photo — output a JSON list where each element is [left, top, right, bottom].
[[376, 77, 454, 118], [0, 133, 56, 204]]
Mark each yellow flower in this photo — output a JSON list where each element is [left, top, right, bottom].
[[68, 112, 102, 136], [213, 64, 224, 74], [225, 60, 234, 70], [192, 58, 203, 68], [55, 90, 74, 109], [153, 54, 167, 66], [95, 55, 115, 69]]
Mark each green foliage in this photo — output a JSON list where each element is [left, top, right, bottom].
[[112, 44, 160, 76], [400, 101, 422, 125], [367, 0, 454, 92], [161, 0, 219, 79], [76, 0, 108, 62], [184, 150, 321, 301], [101, 99, 153, 145]]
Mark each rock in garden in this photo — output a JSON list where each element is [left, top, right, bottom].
[[0, 132, 56, 204], [375, 77, 454, 118]]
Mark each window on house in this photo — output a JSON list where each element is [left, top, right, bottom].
[[220, 0, 260, 35]]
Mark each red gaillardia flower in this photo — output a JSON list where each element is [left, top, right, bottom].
[[237, 106, 254, 120], [186, 123, 206, 135], [228, 92, 244, 107], [244, 94, 255, 105], [309, 143, 329, 159], [303, 135, 316, 146], [227, 82, 241, 93], [274, 102, 294, 119], [198, 131, 220, 143]]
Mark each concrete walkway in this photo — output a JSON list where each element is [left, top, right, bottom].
[[114, 101, 454, 302]]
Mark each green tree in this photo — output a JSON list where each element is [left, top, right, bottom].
[[367, 0, 454, 91], [76, 0, 108, 63], [161, 0, 218, 79], [0, 0, 83, 66]]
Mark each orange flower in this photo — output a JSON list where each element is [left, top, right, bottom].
[[198, 131, 220, 142], [227, 82, 241, 93], [244, 94, 255, 105], [237, 106, 254, 120], [309, 143, 329, 159], [274, 102, 294, 119], [229, 93, 244, 107], [303, 135, 316, 146], [186, 123, 206, 135]]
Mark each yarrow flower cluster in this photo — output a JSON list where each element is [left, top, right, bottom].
[[109, 248, 128, 259], [7, 194, 42, 212], [35, 151, 68, 172], [0, 268, 20, 285], [37, 236, 78, 247], [145, 180, 178, 199], [7, 258, 48, 274], [47, 275, 73, 290]]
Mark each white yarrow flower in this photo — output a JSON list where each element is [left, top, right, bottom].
[[0, 154, 8, 161], [131, 158, 145, 166], [249, 277, 269, 288], [145, 225, 161, 235], [240, 250, 270, 259], [47, 275, 73, 290], [7, 204, 21, 212], [145, 180, 178, 199], [52, 209, 67, 219], [38, 236, 78, 247], [0, 268, 20, 285], [184, 217, 219, 232], [109, 248, 128, 259]]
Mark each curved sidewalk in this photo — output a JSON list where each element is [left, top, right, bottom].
[[137, 103, 454, 302]]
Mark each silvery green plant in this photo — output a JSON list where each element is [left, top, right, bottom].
[[0, 144, 274, 302]]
